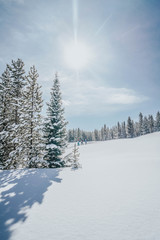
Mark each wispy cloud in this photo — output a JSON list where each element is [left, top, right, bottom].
[[56, 76, 149, 116]]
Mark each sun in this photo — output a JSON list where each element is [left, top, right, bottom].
[[64, 41, 92, 70]]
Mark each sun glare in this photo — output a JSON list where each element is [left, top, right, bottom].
[[64, 41, 92, 70]]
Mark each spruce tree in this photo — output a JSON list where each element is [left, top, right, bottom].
[[104, 124, 107, 140], [77, 128, 81, 141], [155, 111, 160, 131], [94, 129, 99, 141], [71, 143, 80, 169], [134, 122, 139, 137], [7, 59, 26, 168], [101, 127, 104, 141], [0, 67, 13, 169], [127, 116, 134, 138], [148, 115, 154, 133], [139, 112, 143, 136], [23, 66, 45, 168], [121, 121, 126, 138], [143, 116, 149, 135], [44, 73, 68, 168], [117, 122, 121, 139]]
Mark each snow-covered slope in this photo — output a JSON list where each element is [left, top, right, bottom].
[[0, 132, 160, 240]]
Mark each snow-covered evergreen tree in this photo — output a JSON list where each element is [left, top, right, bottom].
[[121, 121, 126, 138], [71, 143, 80, 169], [143, 116, 149, 135], [127, 116, 134, 138], [104, 124, 108, 140], [101, 126, 104, 141], [68, 129, 73, 142], [0, 67, 13, 169], [117, 122, 121, 139], [44, 73, 68, 168], [7, 59, 27, 168], [67, 110, 160, 144], [155, 111, 160, 131], [134, 122, 139, 137], [139, 112, 143, 136], [77, 128, 82, 141], [23, 66, 46, 168], [94, 129, 99, 141], [148, 115, 154, 133], [109, 128, 114, 140]]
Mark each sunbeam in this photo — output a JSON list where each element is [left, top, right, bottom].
[[73, 0, 78, 43], [95, 14, 112, 36]]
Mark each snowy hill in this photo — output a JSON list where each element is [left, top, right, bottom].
[[0, 132, 160, 240]]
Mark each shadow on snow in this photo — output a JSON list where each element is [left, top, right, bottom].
[[0, 168, 62, 240]]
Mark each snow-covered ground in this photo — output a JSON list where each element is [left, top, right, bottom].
[[0, 132, 160, 240]]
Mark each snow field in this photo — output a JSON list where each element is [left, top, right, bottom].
[[0, 132, 160, 240]]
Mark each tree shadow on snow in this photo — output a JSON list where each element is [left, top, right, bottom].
[[0, 168, 62, 240]]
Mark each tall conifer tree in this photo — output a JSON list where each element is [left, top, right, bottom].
[[7, 59, 26, 168], [23, 66, 45, 167], [44, 73, 67, 168], [139, 112, 143, 136], [127, 116, 134, 138], [0, 67, 13, 169]]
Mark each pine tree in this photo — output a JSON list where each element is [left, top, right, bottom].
[[112, 126, 117, 139], [68, 129, 73, 142], [23, 66, 45, 168], [148, 115, 154, 133], [0, 67, 13, 169], [44, 73, 68, 168], [121, 121, 126, 138], [71, 143, 80, 169], [94, 129, 99, 141], [82, 130, 87, 141], [117, 122, 121, 139], [77, 128, 81, 141], [100, 127, 104, 141], [127, 116, 134, 138], [155, 111, 160, 131], [6, 59, 26, 168], [143, 116, 149, 135], [104, 124, 107, 140], [139, 112, 143, 136], [109, 128, 114, 139], [134, 122, 139, 137]]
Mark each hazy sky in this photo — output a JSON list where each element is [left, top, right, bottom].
[[0, 0, 160, 130]]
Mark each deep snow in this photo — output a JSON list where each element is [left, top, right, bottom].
[[0, 132, 160, 240]]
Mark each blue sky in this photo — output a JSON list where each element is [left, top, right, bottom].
[[0, 0, 160, 130]]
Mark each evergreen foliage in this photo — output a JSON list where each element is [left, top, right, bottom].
[[0, 67, 12, 168], [71, 143, 80, 169], [121, 121, 126, 138], [117, 122, 121, 139], [127, 117, 134, 138], [155, 111, 160, 131], [68, 111, 160, 143], [0, 60, 46, 169], [24, 66, 46, 168], [139, 112, 143, 136], [44, 73, 68, 168], [1, 59, 27, 169], [0, 58, 160, 170], [148, 115, 154, 133], [143, 116, 149, 135]]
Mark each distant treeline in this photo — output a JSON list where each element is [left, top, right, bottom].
[[68, 111, 160, 142]]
